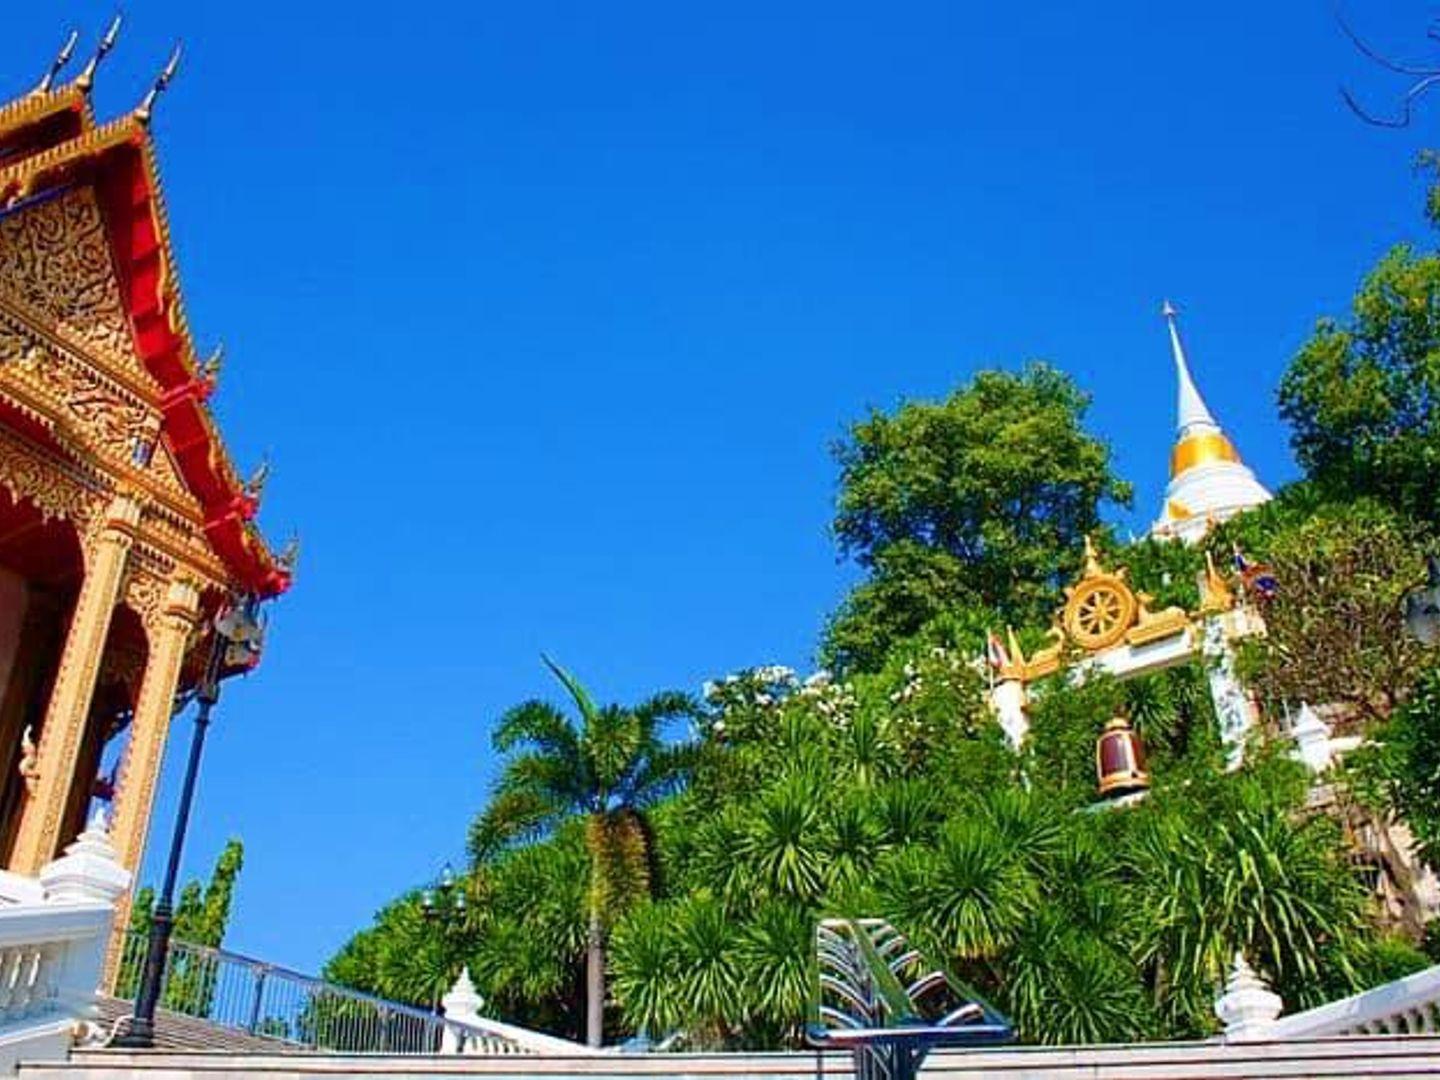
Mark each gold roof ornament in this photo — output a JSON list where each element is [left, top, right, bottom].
[[1062, 538, 1137, 652], [75, 16, 123, 94], [135, 43, 182, 126], [34, 30, 79, 96], [1198, 551, 1236, 613]]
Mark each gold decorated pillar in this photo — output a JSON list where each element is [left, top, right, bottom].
[[110, 575, 201, 875], [104, 574, 201, 983], [10, 491, 141, 875]]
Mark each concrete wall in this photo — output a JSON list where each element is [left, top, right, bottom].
[[27, 1035, 1440, 1079]]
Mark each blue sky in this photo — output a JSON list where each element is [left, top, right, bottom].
[[3, 2, 1436, 974]]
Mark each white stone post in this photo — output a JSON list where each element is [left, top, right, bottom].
[[39, 809, 132, 906], [990, 678, 1028, 750], [37, 809, 132, 1024], [1203, 618, 1258, 770], [1290, 703, 1334, 774], [440, 966, 485, 1054], [1214, 952, 1282, 1042]]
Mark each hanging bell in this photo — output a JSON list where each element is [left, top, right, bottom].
[[1096, 716, 1149, 798]]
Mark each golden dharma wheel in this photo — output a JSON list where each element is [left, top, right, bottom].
[[1063, 576, 1136, 651]]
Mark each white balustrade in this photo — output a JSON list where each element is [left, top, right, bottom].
[[0, 811, 130, 1071], [439, 967, 600, 1056], [1268, 962, 1440, 1038], [1216, 951, 1440, 1041]]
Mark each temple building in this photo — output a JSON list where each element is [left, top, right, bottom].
[[0, 37, 289, 931], [1151, 301, 1271, 542]]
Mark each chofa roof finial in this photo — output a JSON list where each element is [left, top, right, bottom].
[[35, 29, 80, 95], [76, 15, 123, 94], [243, 458, 270, 501], [135, 42, 182, 126], [200, 343, 224, 384], [278, 533, 301, 573]]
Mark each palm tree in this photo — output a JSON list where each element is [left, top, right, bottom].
[[470, 657, 699, 1047]]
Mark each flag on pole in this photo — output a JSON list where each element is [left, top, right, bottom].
[[1233, 545, 1279, 601], [986, 630, 1011, 671]]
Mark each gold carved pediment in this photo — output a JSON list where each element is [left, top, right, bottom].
[[0, 314, 200, 516], [0, 185, 158, 392]]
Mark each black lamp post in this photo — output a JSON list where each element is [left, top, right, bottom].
[[1403, 554, 1440, 646], [115, 596, 264, 1049], [420, 862, 468, 1012]]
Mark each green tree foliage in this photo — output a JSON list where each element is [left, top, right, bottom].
[[1280, 239, 1440, 523], [602, 660, 1388, 1049], [823, 364, 1132, 672], [1348, 664, 1440, 869], [328, 337, 1440, 1051], [466, 657, 699, 1047], [116, 839, 244, 1014], [331, 612, 1407, 1051], [1230, 501, 1432, 727]]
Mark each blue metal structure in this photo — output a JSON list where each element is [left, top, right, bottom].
[[808, 918, 1013, 1080]]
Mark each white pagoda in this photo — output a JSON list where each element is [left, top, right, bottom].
[[1151, 301, 1271, 542]]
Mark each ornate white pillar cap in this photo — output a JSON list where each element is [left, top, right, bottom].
[[39, 807, 132, 905], [1214, 952, 1283, 1041], [1291, 702, 1334, 774], [442, 965, 485, 1018]]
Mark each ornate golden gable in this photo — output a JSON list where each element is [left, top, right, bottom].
[[998, 538, 1206, 683], [0, 186, 158, 390]]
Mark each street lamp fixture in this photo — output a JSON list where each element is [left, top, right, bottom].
[[114, 595, 265, 1049], [1403, 554, 1440, 646], [421, 862, 467, 925]]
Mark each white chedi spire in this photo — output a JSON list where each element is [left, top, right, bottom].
[[1164, 300, 1219, 437], [1151, 301, 1271, 543]]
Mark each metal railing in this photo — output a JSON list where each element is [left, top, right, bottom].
[[112, 931, 529, 1055]]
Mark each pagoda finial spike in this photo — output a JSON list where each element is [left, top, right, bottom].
[[36, 30, 80, 95], [135, 42, 182, 126], [1162, 298, 1218, 436], [76, 15, 123, 94]]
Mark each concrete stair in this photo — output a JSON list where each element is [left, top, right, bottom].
[[90, 997, 310, 1055]]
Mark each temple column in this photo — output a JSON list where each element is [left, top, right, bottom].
[[990, 677, 1029, 749], [110, 575, 200, 876], [1202, 615, 1260, 771], [9, 492, 141, 875], [103, 574, 201, 985]]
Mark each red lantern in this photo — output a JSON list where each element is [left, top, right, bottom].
[[1096, 716, 1149, 798]]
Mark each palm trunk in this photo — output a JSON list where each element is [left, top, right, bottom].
[[586, 908, 604, 1047]]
